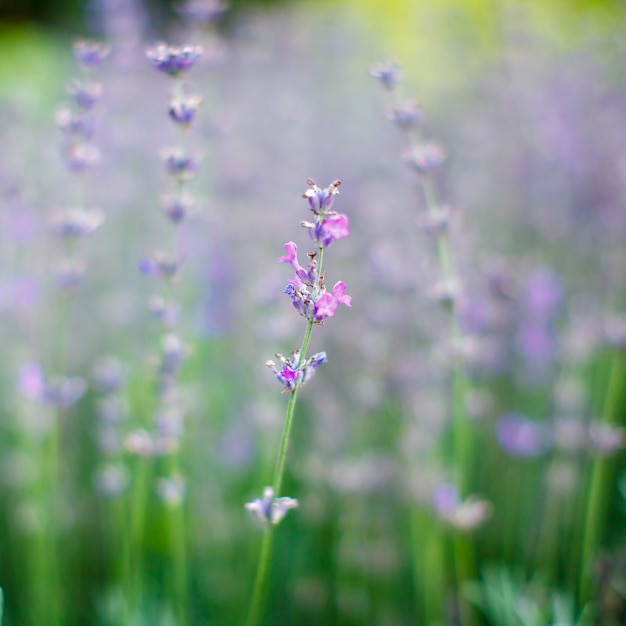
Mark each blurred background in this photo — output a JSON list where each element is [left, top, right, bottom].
[[1, 0, 626, 625]]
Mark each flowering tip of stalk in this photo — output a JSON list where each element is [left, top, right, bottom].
[[146, 42, 203, 77], [370, 60, 401, 90], [73, 39, 111, 68], [245, 486, 298, 525], [302, 179, 341, 215], [162, 193, 195, 224]]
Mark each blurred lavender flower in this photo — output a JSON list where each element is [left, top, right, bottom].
[[496, 412, 549, 457], [73, 39, 111, 67], [168, 94, 203, 128], [245, 486, 298, 525], [432, 483, 492, 531], [16, 363, 85, 410], [51, 208, 104, 240], [523, 268, 563, 320], [369, 60, 401, 91], [146, 43, 203, 77], [161, 147, 202, 181], [404, 142, 446, 175]]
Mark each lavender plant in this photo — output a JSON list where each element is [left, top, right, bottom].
[[119, 41, 203, 624], [245, 179, 351, 626], [371, 60, 488, 625]]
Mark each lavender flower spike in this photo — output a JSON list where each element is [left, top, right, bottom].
[[245, 487, 298, 525]]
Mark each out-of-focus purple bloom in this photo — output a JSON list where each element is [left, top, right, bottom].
[[388, 100, 422, 130], [245, 486, 298, 525], [432, 482, 492, 531], [16, 363, 46, 400], [302, 179, 341, 215], [267, 350, 327, 391], [162, 193, 195, 224], [42, 376, 86, 410], [139, 250, 181, 280], [161, 148, 202, 181], [92, 356, 125, 394], [68, 80, 103, 110], [404, 142, 446, 175], [496, 412, 549, 457], [56, 107, 95, 139], [523, 267, 563, 320], [55, 259, 85, 289], [63, 143, 101, 172], [73, 39, 111, 67], [146, 43, 203, 77], [51, 208, 104, 239], [168, 95, 202, 127], [370, 60, 401, 91], [516, 322, 558, 362], [125, 429, 178, 457], [0, 275, 40, 311]]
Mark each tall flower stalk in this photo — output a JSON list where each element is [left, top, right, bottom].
[[245, 179, 351, 626], [371, 61, 482, 626], [121, 42, 203, 623]]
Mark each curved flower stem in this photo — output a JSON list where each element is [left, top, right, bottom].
[[246, 318, 314, 626]]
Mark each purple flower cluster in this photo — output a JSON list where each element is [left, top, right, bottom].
[[146, 43, 203, 77], [266, 350, 327, 392], [266, 179, 352, 392], [279, 180, 351, 325]]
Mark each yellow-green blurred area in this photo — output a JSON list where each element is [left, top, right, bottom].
[[3, 0, 626, 110]]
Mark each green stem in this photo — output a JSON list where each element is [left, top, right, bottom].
[[579, 351, 625, 604], [246, 317, 315, 626]]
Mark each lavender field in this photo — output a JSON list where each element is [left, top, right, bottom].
[[2, 0, 626, 624]]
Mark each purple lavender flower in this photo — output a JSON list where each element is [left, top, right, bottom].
[[266, 350, 327, 391], [388, 100, 422, 130], [302, 179, 341, 214], [245, 486, 298, 524], [283, 280, 351, 324], [162, 193, 195, 224], [404, 142, 446, 175], [73, 39, 111, 67], [55, 107, 95, 139], [139, 250, 181, 280], [523, 267, 563, 320], [161, 148, 202, 180], [168, 95, 203, 127], [67, 80, 103, 111], [370, 60, 401, 91], [16, 362, 46, 400], [279, 241, 317, 286], [51, 208, 104, 240], [146, 43, 203, 77], [62, 143, 101, 172]]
